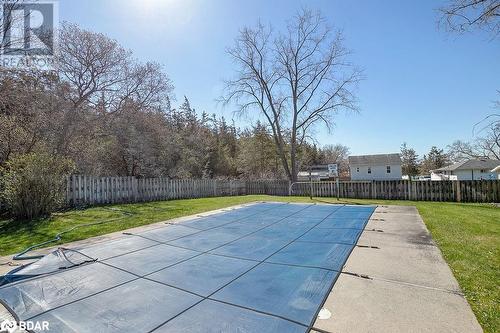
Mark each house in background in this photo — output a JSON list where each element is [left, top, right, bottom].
[[492, 165, 500, 179], [348, 153, 402, 180], [431, 158, 500, 180]]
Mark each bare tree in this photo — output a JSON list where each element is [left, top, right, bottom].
[[447, 140, 479, 161], [1, 1, 25, 52], [473, 98, 499, 135], [439, 0, 500, 37], [321, 144, 350, 176], [222, 9, 361, 181], [448, 122, 500, 160], [439, 2, 500, 134], [476, 124, 500, 159], [54, 23, 174, 155], [0, 68, 64, 164], [58, 23, 173, 112], [470, 90, 500, 148]]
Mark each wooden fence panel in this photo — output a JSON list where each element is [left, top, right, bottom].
[[288, 180, 500, 203], [56, 177, 500, 207]]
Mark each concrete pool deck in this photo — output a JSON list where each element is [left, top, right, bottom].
[[312, 205, 482, 333], [0, 202, 483, 332]]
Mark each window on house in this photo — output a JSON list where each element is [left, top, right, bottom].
[[386, 166, 391, 173], [368, 167, 371, 174], [480, 169, 485, 173], [356, 167, 359, 172]]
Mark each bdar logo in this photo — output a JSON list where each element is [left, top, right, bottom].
[[1, 320, 49, 332], [0, 320, 17, 333]]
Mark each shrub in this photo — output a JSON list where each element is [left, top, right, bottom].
[[0, 153, 75, 220]]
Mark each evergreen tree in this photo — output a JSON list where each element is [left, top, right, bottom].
[[237, 122, 282, 179], [420, 146, 450, 174], [400, 143, 420, 177]]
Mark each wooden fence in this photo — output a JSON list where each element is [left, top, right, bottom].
[[1, 176, 498, 212], [66, 176, 500, 206], [65, 175, 290, 206], [290, 180, 500, 203]]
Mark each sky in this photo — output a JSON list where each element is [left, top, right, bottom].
[[59, 0, 500, 157]]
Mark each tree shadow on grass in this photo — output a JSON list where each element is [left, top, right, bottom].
[[0, 215, 53, 236]]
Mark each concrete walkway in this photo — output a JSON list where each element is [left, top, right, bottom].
[[312, 205, 482, 333]]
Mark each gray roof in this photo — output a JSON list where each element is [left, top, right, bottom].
[[348, 153, 401, 166], [433, 159, 500, 172]]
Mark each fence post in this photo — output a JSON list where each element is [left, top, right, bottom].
[[60, 177, 498, 207], [132, 177, 138, 202], [456, 180, 461, 202]]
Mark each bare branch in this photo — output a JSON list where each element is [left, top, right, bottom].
[[57, 23, 173, 112], [221, 8, 361, 181], [438, 0, 500, 38]]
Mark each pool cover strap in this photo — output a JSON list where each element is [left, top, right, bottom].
[[0, 202, 375, 333]]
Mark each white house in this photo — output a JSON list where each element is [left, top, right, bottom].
[[348, 154, 402, 181], [431, 159, 500, 181], [492, 165, 500, 179]]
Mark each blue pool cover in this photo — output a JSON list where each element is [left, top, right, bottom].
[[0, 202, 375, 332]]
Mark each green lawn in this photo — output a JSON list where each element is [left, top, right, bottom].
[[0, 195, 498, 332]]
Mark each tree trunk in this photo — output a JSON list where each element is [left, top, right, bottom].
[[274, 134, 292, 181], [290, 140, 297, 183]]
